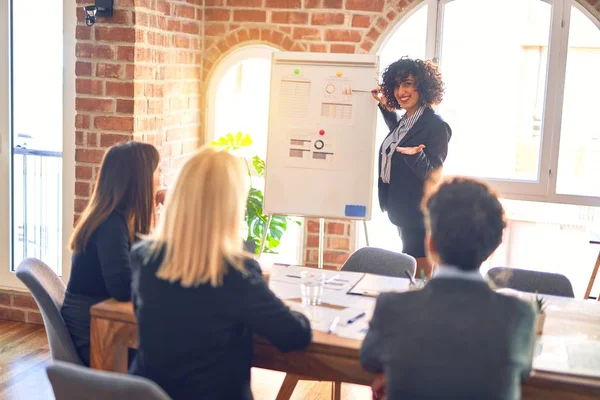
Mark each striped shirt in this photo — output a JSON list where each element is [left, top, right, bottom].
[[380, 106, 426, 183]]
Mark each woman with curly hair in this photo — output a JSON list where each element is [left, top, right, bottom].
[[371, 57, 452, 279]]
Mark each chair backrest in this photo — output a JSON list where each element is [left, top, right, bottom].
[[15, 258, 83, 365], [485, 267, 575, 298], [341, 247, 417, 278], [47, 361, 172, 400]]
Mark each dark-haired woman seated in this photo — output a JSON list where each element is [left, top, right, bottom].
[[61, 141, 160, 366], [372, 57, 452, 279]]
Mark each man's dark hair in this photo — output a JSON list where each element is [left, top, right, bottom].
[[422, 178, 506, 271]]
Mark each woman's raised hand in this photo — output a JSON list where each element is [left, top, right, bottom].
[[371, 87, 385, 103]]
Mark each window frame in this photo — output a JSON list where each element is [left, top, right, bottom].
[[0, 0, 76, 290], [432, 0, 600, 206]]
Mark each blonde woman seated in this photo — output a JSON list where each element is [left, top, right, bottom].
[[129, 146, 312, 400]]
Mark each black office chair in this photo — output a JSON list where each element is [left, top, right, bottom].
[[341, 247, 417, 278], [486, 267, 575, 298]]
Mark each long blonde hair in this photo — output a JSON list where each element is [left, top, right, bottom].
[[151, 145, 248, 287], [70, 141, 159, 252]]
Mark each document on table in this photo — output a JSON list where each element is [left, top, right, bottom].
[[270, 266, 364, 292], [347, 273, 413, 297], [286, 301, 369, 340], [533, 336, 600, 379]]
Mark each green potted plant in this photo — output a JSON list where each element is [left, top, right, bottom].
[[533, 291, 546, 335], [211, 132, 298, 255]]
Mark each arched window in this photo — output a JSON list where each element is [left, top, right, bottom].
[[207, 45, 302, 265]]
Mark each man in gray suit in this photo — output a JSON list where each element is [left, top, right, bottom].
[[361, 177, 536, 400]]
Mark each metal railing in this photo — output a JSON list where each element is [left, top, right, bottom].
[[12, 146, 62, 273]]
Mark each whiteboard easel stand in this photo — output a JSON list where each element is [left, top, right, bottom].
[[258, 215, 371, 269]]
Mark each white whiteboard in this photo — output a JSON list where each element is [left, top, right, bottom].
[[264, 52, 379, 220]]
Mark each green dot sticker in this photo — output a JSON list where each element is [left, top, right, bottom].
[[293, 68, 300, 75]]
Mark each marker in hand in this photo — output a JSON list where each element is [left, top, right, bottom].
[[396, 144, 425, 155]]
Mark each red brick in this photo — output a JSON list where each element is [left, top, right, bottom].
[[156, 0, 171, 15], [376, 17, 388, 30], [366, 27, 380, 41], [307, 219, 319, 233], [86, 132, 98, 147], [387, 10, 397, 21], [106, 82, 134, 97], [304, 0, 320, 7], [206, 0, 225, 4], [75, 131, 84, 146], [75, 181, 90, 197], [0, 293, 9, 306], [76, 43, 114, 59], [311, 13, 344, 25], [293, 27, 321, 40], [116, 99, 134, 114], [346, 0, 384, 11], [205, 23, 228, 36], [75, 61, 92, 77], [95, 117, 134, 132], [76, 25, 91, 40], [12, 294, 38, 310], [331, 44, 355, 53], [117, 46, 135, 62], [174, 4, 196, 19], [75, 114, 90, 129], [360, 40, 373, 52], [325, 29, 361, 42], [307, 234, 320, 247], [111, 9, 133, 25], [310, 43, 327, 52], [74, 199, 88, 213], [205, 9, 230, 21], [272, 11, 308, 24], [233, 10, 266, 22], [326, 222, 345, 235], [266, 0, 301, 6], [76, 149, 106, 163], [324, 0, 342, 7], [181, 21, 200, 35], [76, 165, 93, 180], [0, 307, 26, 323], [352, 15, 371, 28], [324, 250, 350, 265], [76, 98, 114, 113], [27, 311, 44, 325], [174, 36, 191, 49], [328, 237, 350, 250], [96, 63, 122, 79], [95, 27, 136, 43], [76, 79, 103, 95], [100, 133, 132, 147], [227, 0, 261, 5]]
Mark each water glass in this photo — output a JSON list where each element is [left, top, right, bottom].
[[300, 270, 325, 305]]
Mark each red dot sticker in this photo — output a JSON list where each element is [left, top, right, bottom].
[[319, 129, 325, 135]]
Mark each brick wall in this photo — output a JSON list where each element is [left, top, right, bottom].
[[0, 291, 43, 325]]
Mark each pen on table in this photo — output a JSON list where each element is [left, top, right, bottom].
[[404, 270, 416, 285], [347, 312, 366, 324], [325, 274, 340, 284], [285, 274, 301, 279], [328, 316, 340, 334], [420, 269, 426, 284]]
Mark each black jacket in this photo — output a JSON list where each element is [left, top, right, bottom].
[[377, 105, 452, 229], [128, 241, 312, 400], [361, 278, 535, 400]]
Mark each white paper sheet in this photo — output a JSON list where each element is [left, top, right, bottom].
[[347, 273, 414, 297], [285, 300, 368, 340]]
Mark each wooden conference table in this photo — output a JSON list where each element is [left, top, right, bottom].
[[90, 266, 600, 400]]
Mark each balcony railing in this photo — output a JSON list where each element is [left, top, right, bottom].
[[12, 146, 62, 274]]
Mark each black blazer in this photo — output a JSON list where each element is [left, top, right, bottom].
[[377, 105, 452, 229], [361, 278, 536, 400], [128, 241, 312, 400]]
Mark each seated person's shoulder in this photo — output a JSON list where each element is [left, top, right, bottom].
[[493, 291, 536, 321]]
